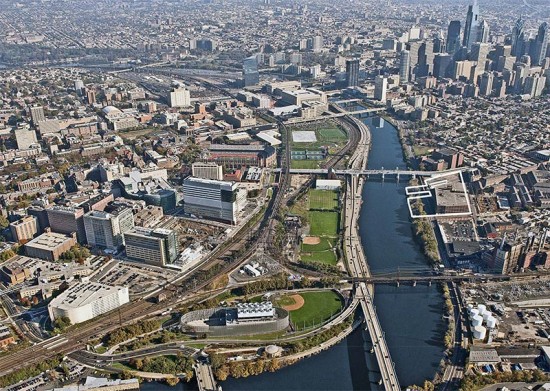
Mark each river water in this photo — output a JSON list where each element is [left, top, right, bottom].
[[142, 116, 445, 390]]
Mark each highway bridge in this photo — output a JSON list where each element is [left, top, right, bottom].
[[347, 273, 511, 285], [276, 167, 465, 178]]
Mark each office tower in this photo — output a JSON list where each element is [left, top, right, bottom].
[[86, 90, 96, 105], [470, 43, 490, 68], [433, 37, 445, 54], [299, 39, 308, 51], [446, 21, 462, 54], [406, 41, 423, 80], [311, 35, 323, 52], [409, 26, 421, 41], [434, 53, 453, 78], [463, 0, 480, 50], [289, 53, 302, 65], [345, 59, 360, 87], [493, 78, 507, 98], [374, 75, 388, 102], [417, 41, 435, 77], [14, 128, 38, 150], [183, 177, 247, 224], [191, 162, 223, 181], [511, 17, 526, 58], [29, 106, 45, 125], [479, 72, 494, 96], [514, 63, 529, 93], [189, 38, 197, 50], [74, 79, 84, 96], [168, 87, 191, 107], [478, 19, 490, 43], [524, 74, 547, 97], [399, 50, 411, 83], [243, 55, 260, 87], [124, 227, 179, 267], [531, 22, 549, 66], [83, 206, 134, 251]]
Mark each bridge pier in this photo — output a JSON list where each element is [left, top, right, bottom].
[[428, 281, 432, 286], [413, 281, 416, 287], [396, 281, 399, 287]]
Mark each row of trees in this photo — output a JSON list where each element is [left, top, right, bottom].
[[285, 316, 352, 354], [102, 319, 161, 347], [411, 199, 440, 265], [234, 273, 292, 296], [211, 352, 282, 381], [460, 369, 548, 390], [0, 355, 62, 388], [441, 284, 455, 350], [297, 260, 341, 275]]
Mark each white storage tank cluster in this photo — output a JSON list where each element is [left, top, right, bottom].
[[468, 303, 498, 340], [473, 325, 487, 340]]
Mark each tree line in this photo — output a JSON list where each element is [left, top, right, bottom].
[[102, 319, 161, 347]]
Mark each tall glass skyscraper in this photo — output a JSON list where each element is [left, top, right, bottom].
[[399, 50, 410, 84], [243, 55, 260, 87], [446, 20, 461, 54], [511, 17, 526, 58], [462, 0, 480, 50], [532, 22, 549, 66]]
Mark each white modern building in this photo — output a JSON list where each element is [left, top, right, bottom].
[[191, 162, 224, 181], [48, 282, 129, 324], [374, 75, 388, 102], [83, 205, 134, 251], [168, 87, 191, 108], [182, 177, 247, 224]]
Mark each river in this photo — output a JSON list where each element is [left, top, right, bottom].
[[142, 116, 445, 390]]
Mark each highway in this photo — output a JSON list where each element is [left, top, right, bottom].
[[341, 114, 400, 391]]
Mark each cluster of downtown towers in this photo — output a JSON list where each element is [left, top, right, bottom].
[[394, 0, 549, 91]]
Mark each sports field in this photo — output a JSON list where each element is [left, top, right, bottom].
[[308, 189, 338, 210], [291, 160, 321, 169], [283, 291, 343, 329], [309, 211, 339, 237]]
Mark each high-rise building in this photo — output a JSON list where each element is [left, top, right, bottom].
[[124, 227, 179, 267], [399, 50, 411, 83], [83, 205, 134, 251], [434, 53, 453, 78], [46, 206, 86, 243], [479, 72, 494, 96], [168, 87, 191, 108], [470, 42, 491, 70], [511, 18, 526, 58], [345, 59, 360, 87], [243, 55, 260, 87], [183, 177, 247, 224], [374, 75, 388, 102], [417, 41, 435, 77], [463, 0, 480, 50], [14, 128, 38, 150], [74, 79, 84, 96], [29, 106, 45, 125], [446, 21, 462, 54], [477, 19, 490, 43], [191, 162, 224, 181], [531, 22, 549, 66], [311, 35, 323, 52]]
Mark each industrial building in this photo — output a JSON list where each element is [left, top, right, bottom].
[[124, 227, 179, 267], [180, 302, 289, 337], [182, 177, 247, 224], [24, 231, 77, 262], [83, 205, 135, 251], [48, 282, 129, 324]]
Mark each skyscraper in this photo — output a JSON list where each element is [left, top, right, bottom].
[[434, 53, 453, 78], [345, 59, 360, 87], [511, 18, 526, 58], [29, 106, 45, 125], [399, 50, 411, 84], [463, 0, 480, 50], [532, 22, 549, 66], [446, 21, 462, 54], [479, 72, 494, 96], [243, 55, 260, 87], [478, 19, 490, 43], [374, 75, 387, 102], [168, 87, 191, 107]]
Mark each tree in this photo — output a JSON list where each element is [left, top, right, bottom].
[[0, 215, 9, 230], [53, 316, 71, 332]]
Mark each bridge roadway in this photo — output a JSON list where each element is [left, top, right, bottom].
[[277, 167, 464, 177], [347, 273, 511, 284]]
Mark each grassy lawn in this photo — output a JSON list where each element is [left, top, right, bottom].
[[300, 250, 337, 265], [308, 189, 338, 210], [288, 291, 343, 329], [291, 159, 321, 169], [413, 145, 433, 156], [309, 211, 339, 237], [317, 127, 347, 142]]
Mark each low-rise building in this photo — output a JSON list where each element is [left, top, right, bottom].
[[48, 282, 129, 324], [24, 231, 77, 261], [10, 215, 38, 243]]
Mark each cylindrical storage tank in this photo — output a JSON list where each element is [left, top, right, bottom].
[[483, 311, 492, 321], [471, 315, 483, 327], [467, 304, 474, 313], [486, 317, 497, 329], [470, 309, 479, 318], [473, 325, 487, 340], [477, 305, 487, 316]]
